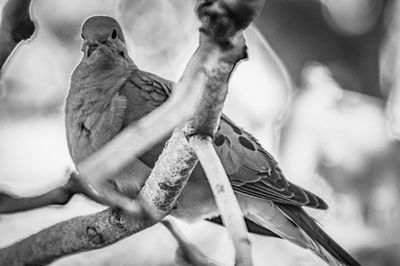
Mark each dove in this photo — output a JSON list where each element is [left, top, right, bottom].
[[65, 15, 360, 266]]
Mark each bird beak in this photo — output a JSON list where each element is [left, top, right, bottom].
[[81, 40, 88, 53], [81, 41, 99, 57]]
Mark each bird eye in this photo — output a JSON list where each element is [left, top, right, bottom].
[[111, 29, 117, 39], [81, 33, 84, 39]]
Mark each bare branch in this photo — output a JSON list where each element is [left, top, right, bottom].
[[0, 131, 200, 266], [0, 0, 35, 72], [162, 218, 219, 266], [0, 0, 267, 265], [196, 0, 266, 42], [0, 168, 147, 216], [138, 129, 197, 220], [0, 208, 154, 266], [0, 186, 72, 214], [76, 0, 266, 197], [191, 136, 251, 266], [387, 0, 400, 138], [180, 32, 251, 266]]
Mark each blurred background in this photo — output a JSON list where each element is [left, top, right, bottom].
[[0, 0, 399, 265]]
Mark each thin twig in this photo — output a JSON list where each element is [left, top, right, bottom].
[[0, 186, 72, 214], [162, 218, 220, 266], [0, 165, 148, 216], [387, 0, 400, 138], [191, 136, 252, 266], [0, 0, 267, 265]]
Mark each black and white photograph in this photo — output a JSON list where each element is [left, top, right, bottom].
[[0, 0, 397, 265]]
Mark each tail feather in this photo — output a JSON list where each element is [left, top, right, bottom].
[[207, 216, 281, 238], [277, 204, 361, 266]]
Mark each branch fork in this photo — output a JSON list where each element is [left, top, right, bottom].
[[0, 0, 267, 265]]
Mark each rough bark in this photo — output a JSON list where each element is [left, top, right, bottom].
[[0, 0, 266, 265]]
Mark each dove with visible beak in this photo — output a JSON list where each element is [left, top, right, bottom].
[[65, 15, 360, 266]]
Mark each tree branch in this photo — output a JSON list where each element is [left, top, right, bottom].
[[162, 218, 219, 266], [75, 0, 266, 198], [0, 130, 198, 265], [191, 136, 251, 266], [0, 166, 148, 216], [0, 185, 73, 214], [387, 0, 400, 139], [138, 130, 197, 221], [0, 0, 35, 73], [0, 208, 154, 266], [182, 31, 252, 265], [0, 0, 266, 265]]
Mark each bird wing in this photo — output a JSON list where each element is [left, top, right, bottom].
[[88, 94, 128, 148], [131, 73, 327, 209], [121, 69, 173, 125], [127, 69, 173, 106], [120, 69, 174, 168], [215, 115, 328, 209]]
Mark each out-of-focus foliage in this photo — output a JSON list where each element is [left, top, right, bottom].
[[0, 0, 399, 265], [255, 0, 388, 99]]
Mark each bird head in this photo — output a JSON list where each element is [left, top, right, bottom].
[[81, 16, 127, 59]]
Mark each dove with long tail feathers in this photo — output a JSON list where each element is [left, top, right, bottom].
[[65, 15, 361, 266]]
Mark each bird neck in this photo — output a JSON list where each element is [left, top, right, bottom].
[[68, 55, 133, 107]]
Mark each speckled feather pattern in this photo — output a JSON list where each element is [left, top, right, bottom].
[[64, 16, 360, 266], [149, 79, 328, 210]]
